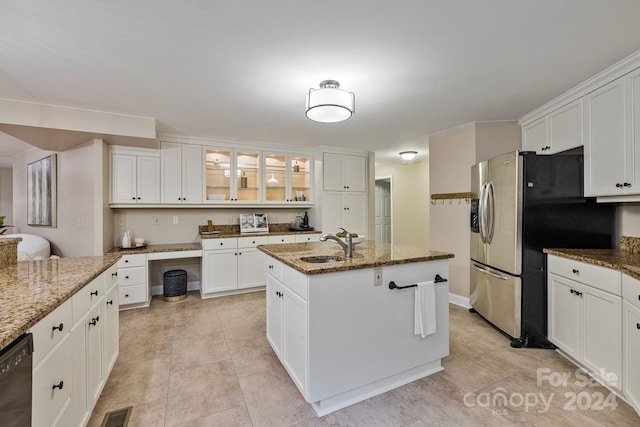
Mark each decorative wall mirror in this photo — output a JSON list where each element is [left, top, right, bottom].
[[27, 154, 57, 227]]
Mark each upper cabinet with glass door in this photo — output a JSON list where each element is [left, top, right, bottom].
[[204, 148, 261, 203], [263, 153, 312, 204]]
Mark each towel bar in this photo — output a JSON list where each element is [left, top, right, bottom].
[[388, 274, 448, 290]]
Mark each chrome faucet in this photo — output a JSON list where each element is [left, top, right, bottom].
[[320, 227, 353, 258]]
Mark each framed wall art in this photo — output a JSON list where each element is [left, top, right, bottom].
[[27, 154, 57, 227]]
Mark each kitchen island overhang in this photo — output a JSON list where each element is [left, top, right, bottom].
[[259, 240, 454, 416]]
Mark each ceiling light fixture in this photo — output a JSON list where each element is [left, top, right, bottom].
[[399, 151, 418, 161], [306, 80, 355, 123]]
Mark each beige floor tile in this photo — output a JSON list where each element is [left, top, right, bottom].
[[165, 359, 245, 427], [88, 293, 640, 427]]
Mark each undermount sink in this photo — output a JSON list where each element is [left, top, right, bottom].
[[300, 255, 344, 263]]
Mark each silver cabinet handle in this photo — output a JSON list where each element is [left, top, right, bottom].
[[472, 264, 508, 280]]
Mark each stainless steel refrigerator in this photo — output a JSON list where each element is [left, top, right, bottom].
[[470, 151, 615, 348]]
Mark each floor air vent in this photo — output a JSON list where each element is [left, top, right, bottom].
[[101, 406, 132, 427]]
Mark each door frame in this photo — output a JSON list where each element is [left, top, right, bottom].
[[374, 176, 393, 245]]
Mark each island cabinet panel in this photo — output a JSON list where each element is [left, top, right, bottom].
[[307, 261, 449, 404], [282, 286, 308, 394], [266, 275, 283, 358]]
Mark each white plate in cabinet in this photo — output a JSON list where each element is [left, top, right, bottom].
[[119, 284, 148, 305], [202, 237, 238, 250], [30, 299, 72, 366], [117, 253, 146, 268], [268, 235, 296, 244], [72, 276, 105, 324], [547, 255, 620, 295], [32, 336, 72, 427], [118, 266, 146, 286]]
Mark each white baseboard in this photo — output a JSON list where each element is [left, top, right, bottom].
[[449, 293, 471, 309]]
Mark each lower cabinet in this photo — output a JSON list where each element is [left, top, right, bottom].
[[117, 253, 150, 308], [31, 263, 119, 427], [548, 254, 622, 392], [201, 236, 269, 296], [265, 259, 308, 396], [623, 273, 640, 413]]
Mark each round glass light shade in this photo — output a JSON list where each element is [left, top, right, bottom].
[[399, 151, 417, 161], [306, 84, 355, 123]]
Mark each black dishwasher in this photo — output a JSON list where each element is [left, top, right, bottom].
[[0, 333, 33, 427]]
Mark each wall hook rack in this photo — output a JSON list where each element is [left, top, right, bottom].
[[430, 192, 472, 205]]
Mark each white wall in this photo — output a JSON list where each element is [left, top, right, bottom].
[[375, 159, 429, 250], [428, 123, 476, 298], [13, 140, 105, 257], [0, 168, 12, 229]]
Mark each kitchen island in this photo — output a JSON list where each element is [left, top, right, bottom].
[[258, 240, 454, 415]]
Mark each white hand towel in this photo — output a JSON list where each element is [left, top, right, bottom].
[[414, 281, 436, 338]]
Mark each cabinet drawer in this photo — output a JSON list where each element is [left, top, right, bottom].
[[105, 263, 119, 288], [119, 284, 148, 305], [623, 273, 640, 310], [31, 299, 72, 366], [266, 257, 283, 282], [294, 233, 321, 243], [72, 276, 105, 324], [117, 253, 146, 268], [548, 255, 620, 295], [118, 266, 146, 286], [283, 264, 308, 300], [32, 336, 72, 427], [202, 237, 238, 250], [238, 235, 269, 248], [268, 235, 296, 244]]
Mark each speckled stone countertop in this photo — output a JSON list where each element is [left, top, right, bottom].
[[199, 223, 320, 239], [106, 242, 202, 255], [544, 238, 640, 281], [0, 254, 121, 351], [258, 240, 454, 275]]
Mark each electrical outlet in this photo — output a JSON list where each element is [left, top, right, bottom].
[[153, 217, 160, 225], [287, 215, 293, 222], [374, 268, 382, 286], [83, 218, 89, 228], [173, 216, 179, 224], [118, 216, 125, 226], [75, 217, 81, 228], [272, 216, 278, 222], [227, 215, 233, 224]]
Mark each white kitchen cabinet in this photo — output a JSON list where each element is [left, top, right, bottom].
[[265, 258, 308, 396], [294, 233, 322, 243], [31, 266, 118, 427], [323, 153, 366, 192], [266, 274, 283, 358], [201, 236, 270, 296], [161, 142, 203, 204], [204, 147, 263, 204], [111, 149, 160, 204], [622, 273, 640, 413], [547, 255, 622, 391], [523, 100, 583, 155], [267, 234, 297, 244], [117, 253, 150, 309], [322, 191, 366, 235], [584, 76, 631, 197], [264, 153, 313, 204]]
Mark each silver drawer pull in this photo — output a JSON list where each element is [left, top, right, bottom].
[[472, 264, 507, 280]]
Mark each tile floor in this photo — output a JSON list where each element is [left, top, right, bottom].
[[88, 291, 640, 426]]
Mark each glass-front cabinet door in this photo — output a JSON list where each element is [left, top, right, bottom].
[[205, 148, 233, 203], [290, 155, 311, 203], [263, 153, 312, 204], [236, 151, 260, 203]]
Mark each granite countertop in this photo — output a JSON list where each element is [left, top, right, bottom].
[[106, 242, 202, 255], [198, 223, 320, 239], [0, 254, 121, 351], [257, 240, 454, 275], [544, 247, 640, 281]]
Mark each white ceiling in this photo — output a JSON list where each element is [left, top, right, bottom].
[[1, 0, 640, 167]]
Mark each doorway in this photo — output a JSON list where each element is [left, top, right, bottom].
[[374, 177, 392, 244]]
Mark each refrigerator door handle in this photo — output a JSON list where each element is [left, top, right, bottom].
[[487, 181, 496, 244], [479, 183, 488, 244], [472, 263, 508, 281]]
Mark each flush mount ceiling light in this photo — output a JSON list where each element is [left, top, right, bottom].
[[399, 151, 418, 161], [306, 80, 355, 123]]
